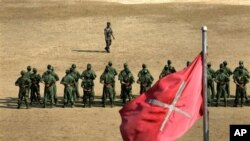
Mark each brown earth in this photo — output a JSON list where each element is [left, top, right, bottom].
[[1, 0, 250, 141]]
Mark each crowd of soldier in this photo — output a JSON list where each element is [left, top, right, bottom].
[[15, 60, 249, 109]]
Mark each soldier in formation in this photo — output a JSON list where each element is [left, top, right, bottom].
[[61, 70, 75, 108], [42, 70, 56, 108], [137, 69, 153, 94], [30, 68, 42, 105], [207, 62, 216, 100], [70, 64, 81, 101], [222, 61, 233, 98], [159, 60, 176, 79]]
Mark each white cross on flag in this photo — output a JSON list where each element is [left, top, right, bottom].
[[120, 53, 203, 141]]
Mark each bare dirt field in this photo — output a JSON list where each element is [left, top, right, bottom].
[[1, 0, 250, 141]]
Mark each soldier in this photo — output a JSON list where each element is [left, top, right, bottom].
[[42, 65, 52, 78], [207, 62, 216, 100], [70, 64, 81, 99], [137, 69, 153, 94], [108, 61, 117, 99], [215, 67, 229, 107], [81, 64, 96, 108], [51, 67, 59, 104], [233, 69, 249, 107], [207, 70, 213, 106], [104, 22, 115, 53], [15, 70, 31, 109], [24, 66, 33, 79], [61, 70, 75, 108], [42, 70, 56, 108], [119, 63, 135, 104], [223, 61, 233, 97], [30, 68, 42, 105], [100, 66, 115, 107], [159, 60, 176, 79]]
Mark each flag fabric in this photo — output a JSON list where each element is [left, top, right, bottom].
[[120, 53, 203, 141]]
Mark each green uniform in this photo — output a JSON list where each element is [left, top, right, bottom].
[[30, 72, 42, 104], [100, 68, 115, 107], [119, 69, 135, 104], [61, 74, 75, 107], [215, 70, 229, 107], [223, 66, 233, 97], [137, 71, 153, 94], [108, 65, 117, 99], [207, 71, 213, 106], [159, 65, 176, 79], [234, 72, 249, 107], [71, 68, 81, 99], [15, 74, 31, 109], [81, 68, 96, 107], [42, 72, 56, 108], [207, 66, 216, 99], [51, 71, 59, 104]]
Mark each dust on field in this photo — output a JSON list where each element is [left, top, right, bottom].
[[1, 1, 250, 141]]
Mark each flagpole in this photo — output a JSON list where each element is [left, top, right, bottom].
[[202, 26, 209, 141]]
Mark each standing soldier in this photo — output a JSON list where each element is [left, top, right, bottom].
[[30, 68, 42, 105], [108, 61, 117, 99], [223, 61, 233, 97], [207, 62, 216, 100], [207, 70, 213, 106], [81, 64, 96, 108], [100, 66, 115, 107], [42, 70, 56, 108], [137, 69, 153, 94], [15, 70, 31, 109], [159, 60, 176, 79], [119, 63, 135, 104], [233, 69, 249, 107], [104, 22, 115, 53], [51, 67, 59, 104], [24, 66, 33, 79], [71, 64, 81, 99], [61, 70, 75, 108], [215, 67, 229, 107]]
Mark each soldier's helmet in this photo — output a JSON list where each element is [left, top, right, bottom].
[[108, 61, 112, 66], [66, 70, 70, 74], [33, 68, 37, 73], [223, 61, 227, 66], [27, 66, 32, 71], [72, 64, 76, 69], [124, 63, 128, 68], [167, 60, 172, 65], [142, 64, 147, 68], [47, 64, 52, 70], [20, 70, 26, 76], [87, 64, 91, 70], [207, 62, 211, 67]]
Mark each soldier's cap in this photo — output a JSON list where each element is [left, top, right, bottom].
[[223, 61, 227, 65], [33, 68, 37, 72], [66, 70, 70, 74], [20, 70, 26, 75], [27, 66, 32, 70], [239, 60, 244, 64], [108, 61, 112, 66], [47, 64, 52, 69], [142, 64, 147, 68], [167, 60, 172, 64], [72, 64, 76, 68]]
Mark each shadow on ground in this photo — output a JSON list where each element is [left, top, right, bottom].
[[72, 49, 107, 53]]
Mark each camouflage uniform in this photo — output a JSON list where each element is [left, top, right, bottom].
[[215, 68, 229, 107], [104, 22, 115, 53], [42, 70, 56, 108], [223, 61, 233, 97], [30, 68, 42, 104], [51, 67, 59, 104], [100, 66, 115, 107], [159, 60, 176, 79], [207, 63, 216, 99], [71, 64, 81, 99], [108, 61, 117, 99], [61, 70, 75, 108], [15, 70, 31, 109], [81, 64, 96, 108], [233, 69, 249, 107], [119, 64, 135, 104], [137, 69, 153, 94]]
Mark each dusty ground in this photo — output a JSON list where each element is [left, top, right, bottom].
[[1, 0, 250, 141]]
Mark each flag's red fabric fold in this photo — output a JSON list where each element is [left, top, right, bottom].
[[120, 53, 203, 141]]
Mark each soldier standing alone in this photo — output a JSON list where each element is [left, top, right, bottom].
[[104, 22, 115, 53]]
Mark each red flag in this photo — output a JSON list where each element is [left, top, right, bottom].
[[120, 53, 203, 141]]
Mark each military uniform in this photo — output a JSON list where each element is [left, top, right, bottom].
[[42, 70, 56, 108], [207, 63, 216, 99], [137, 69, 153, 94], [81, 64, 96, 107], [215, 69, 229, 107], [207, 71, 213, 106], [100, 66, 115, 107], [51, 67, 59, 104], [61, 70, 75, 108], [119, 67, 135, 104], [159, 60, 176, 79], [108, 61, 117, 99], [15, 71, 31, 109], [104, 22, 115, 53], [30, 68, 42, 104], [70, 64, 81, 99], [223, 61, 233, 97]]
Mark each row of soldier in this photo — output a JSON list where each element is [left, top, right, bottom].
[[15, 60, 249, 109]]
